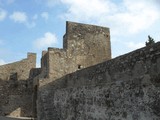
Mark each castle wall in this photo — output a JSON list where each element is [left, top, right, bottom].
[[41, 51, 49, 78], [65, 21, 111, 64], [41, 21, 111, 79], [37, 42, 160, 120], [48, 48, 67, 79], [0, 53, 37, 117], [0, 53, 36, 81], [0, 80, 33, 117]]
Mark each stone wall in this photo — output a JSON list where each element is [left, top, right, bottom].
[[41, 21, 111, 79], [38, 42, 160, 120], [0, 80, 33, 117], [0, 53, 37, 117], [0, 53, 36, 81]]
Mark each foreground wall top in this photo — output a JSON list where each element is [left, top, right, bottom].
[[38, 42, 160, 120]]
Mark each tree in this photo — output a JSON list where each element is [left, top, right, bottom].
[[145, 35, 155, 46]]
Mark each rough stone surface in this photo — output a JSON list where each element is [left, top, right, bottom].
[[41, 21, 111, 79], [0, 53, 36, 81], [38, 42, 160, 120], [0, 53, 40, 117], [1, 21, 160, 120]]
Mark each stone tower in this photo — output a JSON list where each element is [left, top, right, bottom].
[[41, 21, 111, 79]]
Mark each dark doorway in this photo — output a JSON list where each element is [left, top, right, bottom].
[[33, 85, 37, 118]]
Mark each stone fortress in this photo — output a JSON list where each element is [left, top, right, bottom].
[[0, 21, 160, 120]]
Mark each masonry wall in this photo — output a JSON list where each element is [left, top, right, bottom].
[[0, 53, 36, 81], [38, 42, 160, 120], [0, 80, 33, 117], [48, 48, 67, 80], [41, 21, 111, 79], [41, 51, 49, 78], [65, 21, 111, 63], [0, 53, 37, 117]]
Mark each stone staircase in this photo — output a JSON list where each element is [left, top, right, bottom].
[[0, 116, 36, 120]]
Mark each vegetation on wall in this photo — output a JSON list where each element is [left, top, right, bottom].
[[146, 35, 155, 46]]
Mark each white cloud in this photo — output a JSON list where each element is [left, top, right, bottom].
[[60, 0, 115, 22], [0, 9, 7, 21], [33, 32, 57, 50], [0, 59, 6, 65], [125, 41, 145, 50], [41, 12, 49, 21], [118, 0, 160, 34], [10, 11, 36, 28], [10, 11, 27, 23], [60, 0, 160, 35]]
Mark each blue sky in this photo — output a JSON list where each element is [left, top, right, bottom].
[[0, 0, 160, 67]]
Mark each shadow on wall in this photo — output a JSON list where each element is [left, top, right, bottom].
[[37, 42, 160, 120], [0, 79, 32, 117], [0, 68, 41, 118]]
